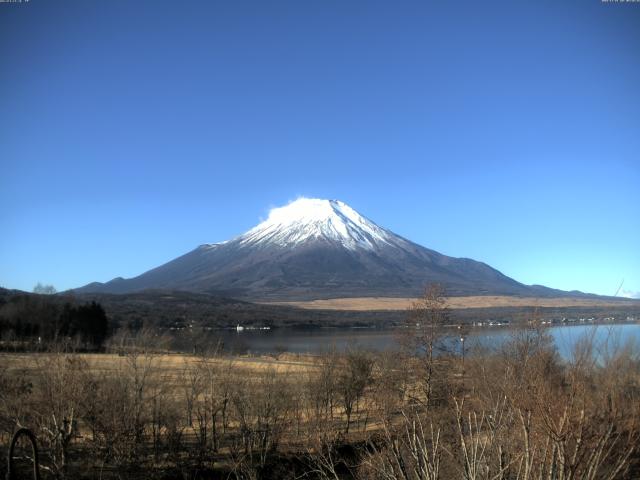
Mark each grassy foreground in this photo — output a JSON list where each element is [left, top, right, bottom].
[[1, 323, 639, 479]]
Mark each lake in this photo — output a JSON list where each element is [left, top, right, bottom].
[[208, 323, 640, 359]]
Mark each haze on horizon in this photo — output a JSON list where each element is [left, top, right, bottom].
[[1, 0, 639, 298]]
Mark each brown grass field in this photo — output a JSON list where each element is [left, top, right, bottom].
[[2, 335, 639, 479], [266, 295, 639, 311], [0, 351, 317, 377]]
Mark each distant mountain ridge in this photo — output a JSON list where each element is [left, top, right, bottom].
[[77, 198, 595, 300]]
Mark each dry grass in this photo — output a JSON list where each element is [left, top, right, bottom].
[[265, 295, 639, 311], [1, 337, 638, 479], [0, 351, 317, 377]]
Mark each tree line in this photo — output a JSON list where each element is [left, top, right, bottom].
[[0, 293, 109, 349]]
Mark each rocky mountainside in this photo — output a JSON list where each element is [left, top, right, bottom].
[[77, 198, 578, 300]]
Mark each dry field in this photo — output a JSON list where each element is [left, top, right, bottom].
[[1, 332, 638, 480], [267, 295, 639, 311], [0, 351, 317, 377]]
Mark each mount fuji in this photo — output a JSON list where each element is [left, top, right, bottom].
[[77, 198, 570, 300]]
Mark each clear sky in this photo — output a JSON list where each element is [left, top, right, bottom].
[[1, 0, 639, 297]]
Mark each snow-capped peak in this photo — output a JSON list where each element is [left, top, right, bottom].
[[237, 198, 400, 251]]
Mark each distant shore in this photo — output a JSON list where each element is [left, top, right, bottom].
[[266, 295, 640, 311]]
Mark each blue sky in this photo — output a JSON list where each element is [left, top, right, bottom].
[[1, 0, 639, 297]]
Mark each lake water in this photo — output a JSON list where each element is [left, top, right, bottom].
[[211, 323, 640, 359]]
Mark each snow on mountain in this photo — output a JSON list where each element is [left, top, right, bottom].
[[76, 198, 577, 300], [236, 198, 401, 251]]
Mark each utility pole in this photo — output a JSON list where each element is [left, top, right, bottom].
[[458, 324, 466, 377]]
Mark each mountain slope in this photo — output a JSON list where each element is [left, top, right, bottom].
[[76, 198, 574, 300]]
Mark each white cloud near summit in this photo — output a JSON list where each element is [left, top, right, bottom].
[[619, 289, 640, 299]]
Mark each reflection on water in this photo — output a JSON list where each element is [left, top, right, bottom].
[[191, 323, 640, 359]]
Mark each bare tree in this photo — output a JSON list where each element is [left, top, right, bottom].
[[31, 352, 87, 477], [371, 350, 410, 427], [402, 283, 449, 407], [361, 408, 442, 480], [307, 349, 339, 424], [189, 348, 234, 458], [33, 283, 57, 295], [230, 368, 293, 469], [337, 349, 374, 433]]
